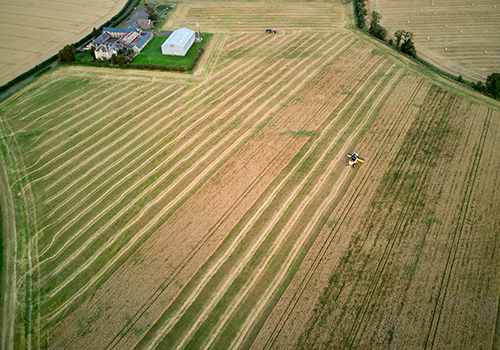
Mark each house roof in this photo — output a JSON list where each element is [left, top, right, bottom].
[[135, 33, 152, 50], [162, 27, 195, 48], [92, 32, 110, 46]]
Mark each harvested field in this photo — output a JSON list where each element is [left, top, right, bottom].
[[163, 1, 346, 33], [0, 0, 128, 87], [368, 0, 500, 82], [1, 1, 500, 350]]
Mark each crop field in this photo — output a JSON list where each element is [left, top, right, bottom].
[[1, 1, 500, 350], [0, 0, 128, 87], [163, 1, 347, 33], [368, 0, 500, 82]]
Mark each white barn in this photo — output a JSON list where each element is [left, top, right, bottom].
[[161, 28, 196, 56]]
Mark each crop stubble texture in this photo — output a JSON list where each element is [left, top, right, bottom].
[[1, 2, 500, 349]]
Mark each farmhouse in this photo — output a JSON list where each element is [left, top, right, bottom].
[[161, 27, 196, 56], [90, 24, 152, 60]]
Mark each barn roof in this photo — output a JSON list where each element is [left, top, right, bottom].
[[135, 33, 152, 50], [162, 27, 195, 48]]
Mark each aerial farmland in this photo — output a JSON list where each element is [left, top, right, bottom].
[[368, 0, 500, 82], [0, 0, 128, 86], [0, 1, 500, 350]]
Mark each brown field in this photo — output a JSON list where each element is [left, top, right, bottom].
[[1, 1, 500, 350], [368, 0, 500, 82], [0, 0, 128, 87]]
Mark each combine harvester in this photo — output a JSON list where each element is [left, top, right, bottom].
[[347, 152, 364, 167]]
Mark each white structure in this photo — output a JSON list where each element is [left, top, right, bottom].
[[161, 27, 196, 56]]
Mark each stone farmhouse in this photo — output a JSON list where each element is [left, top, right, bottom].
[[89, 24, 152, 60]]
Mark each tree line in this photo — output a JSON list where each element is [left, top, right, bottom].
[[353, 3, 500, 99]]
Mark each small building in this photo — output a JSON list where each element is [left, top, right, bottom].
[[161, 27, 196, 56], [138, 19, 155, 30], [133, 33, 152, 54]]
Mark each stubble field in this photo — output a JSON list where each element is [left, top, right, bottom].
[[1, 1, 500, 350], [0, 0, 128, 87], [368, 0, 500, 82]]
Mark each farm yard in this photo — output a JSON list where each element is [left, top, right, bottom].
[[0, 0, 128, 87], [368, 0, 500, 82], [1, 1, 500, 350]]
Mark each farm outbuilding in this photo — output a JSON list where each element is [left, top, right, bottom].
[[161, 28, 196, 56]]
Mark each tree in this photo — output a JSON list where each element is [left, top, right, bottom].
[[116, 54, 125, 67], [395, 30, 412, 48], [355, 0, 367, 28], [58, 45, 76, 62], [401, 38, 417, 58], [369, 11, 387, 41], [485, 73, 500, 98], [395, 30, 403, 47], [90, 46, 96, 60], [146, 5, 158, 21], [111, 53, 117, 65], [394, 30, 417, 58], [92, 27, 102, 38]]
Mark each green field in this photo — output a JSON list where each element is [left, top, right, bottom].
[[132, 33, 212, 68]]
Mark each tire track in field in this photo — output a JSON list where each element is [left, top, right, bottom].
[[261, 78, 427, 350], [311, 88, 448, 348], [222, 68, 404, 350], [26, 81, 151, 176], [0, 125, 20, 350], [311, 90, 448, 348], [38, 33, 344, 285], [55, 37, 353, 347], [342, 93, 458, 349], [25, 79, 119, 134], [224, 34, 252, 52], [23, 80, 138, 172], [17, 80, 113, 134], [40, 32, 296, 196], [195, 34, 226, 79], [39, 33, 298, 203], [9, 78, 88, 122], [107, 38, 369, 350], [111, 42, 376, 350], [41, 85, 184, 193], [13, 76, 63, 106], [0, 114, 40, 349], [31, 33, 326, 269], [9, 77, 80, 121], [29, 83, 175, 191], [144, 56, 389, 350], [200, 66, 403, 350], [43, 35, 358, 323], [28, 33, 307, 260], [424, 109, 491, 350]]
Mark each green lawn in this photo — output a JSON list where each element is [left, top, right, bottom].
[[132, 33, 212, 68], [76, 52, 93, 61]]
